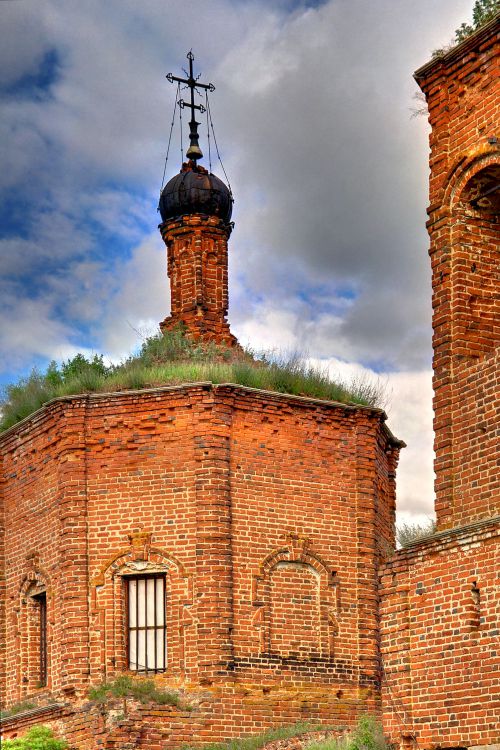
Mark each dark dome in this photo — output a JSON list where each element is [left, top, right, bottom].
[[159, 163, 233, 223]]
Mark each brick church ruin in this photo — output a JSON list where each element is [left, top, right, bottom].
[[1, 14, 498, 750]]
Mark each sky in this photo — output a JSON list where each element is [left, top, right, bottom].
[[1, 0, 475, 525]]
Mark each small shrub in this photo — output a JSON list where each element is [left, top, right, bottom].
[[455, 0, 499, 42], [433, 0, 499, 57], [2, 725, 68, 749]]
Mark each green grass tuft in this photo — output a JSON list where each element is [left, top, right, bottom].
[[181, 722, 330, 750], [308, 716, 389, 750], [88, 675, 182, 708], [180, 716, 387, 750], [0, 700, 37, 720], [396, 519, 436, 548], [1, 328, 384, 432]]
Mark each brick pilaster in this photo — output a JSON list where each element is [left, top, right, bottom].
[[57, 400, 90, 696], [191, 387, 235, 680], [354, 411, 382, 710], [0, 451, 5, 708]]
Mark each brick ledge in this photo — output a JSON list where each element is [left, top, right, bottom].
[[0, 704, 66, 734]]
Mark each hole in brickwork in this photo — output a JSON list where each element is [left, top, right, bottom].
[[465, 164, 500, 215], [453, 164, 499, 359]]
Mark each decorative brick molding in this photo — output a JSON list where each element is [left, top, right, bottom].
[[89, 533, 194, 681], [251, 533, 340, 659]]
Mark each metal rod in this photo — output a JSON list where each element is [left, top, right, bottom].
[[153, 576, 158, 672], [135, 580, 139, 671], [39, 593, 47, 686], [144, 578, 148, 673], [470, 182, 500, 208]]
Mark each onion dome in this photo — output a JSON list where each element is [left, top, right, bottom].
[[159, 161, 233, 224]]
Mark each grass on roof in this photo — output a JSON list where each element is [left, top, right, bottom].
[[0, 327, 383, 432]]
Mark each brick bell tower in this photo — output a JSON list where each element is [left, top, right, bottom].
[[158, 52, 238, 347], [414, 14, 499, 530]]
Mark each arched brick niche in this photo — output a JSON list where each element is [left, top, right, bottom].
[[430, 150, 500, 527], [251, 534, 339, 661], [449, 158, 500, 359], [89, 532, 194, 683], [17, 557, 52, 699]]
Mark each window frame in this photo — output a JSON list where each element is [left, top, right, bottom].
[[125, 574, 167, 674]]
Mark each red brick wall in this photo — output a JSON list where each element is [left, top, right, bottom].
[[380, 520, 500, 748], [0, 384, 401, 745], [379, 23, 500, 749], [414, 16, 499, 529]]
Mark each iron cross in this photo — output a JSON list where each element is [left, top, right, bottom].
[[166, 51, 215, 162]]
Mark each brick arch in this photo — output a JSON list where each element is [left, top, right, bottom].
[[252, 535, 339, 659], [89, 537, 193, 683], [444, 148, 500, 209], [259, 541, 333, 585], [19, 566, 51, 598], [447, 153, 499, 360], [91, 546, 187, 589]]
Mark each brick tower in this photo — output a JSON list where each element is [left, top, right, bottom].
[[380, 15, 500, 750], [157, 53, 237, 347], [414, 15, 499, 529]]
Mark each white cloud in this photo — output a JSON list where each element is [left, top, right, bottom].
[[98, 233, 168, 361]]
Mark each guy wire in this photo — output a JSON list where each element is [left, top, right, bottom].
[[206, 95, 232, 194], [206, 91, 212, 173], [161, 82, 180, 192]]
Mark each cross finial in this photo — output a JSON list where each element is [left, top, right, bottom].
[[166, 51, 215, 162]]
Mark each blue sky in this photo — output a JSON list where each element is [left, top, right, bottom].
[[0, 0, 475, 521]]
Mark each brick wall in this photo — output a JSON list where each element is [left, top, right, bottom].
[[380, 518, 500, 748], [379, 20, 500, 749], [414, 15, 499, 529], [0, 383, 401, 745]]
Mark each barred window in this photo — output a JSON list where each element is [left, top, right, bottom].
[[126, 575, 166, 673]]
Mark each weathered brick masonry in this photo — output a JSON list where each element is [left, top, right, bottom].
[[1, 20, 499, 749], [380, 518, 500, 748], [414, 15, 499, 529], [0, 384, 401, 745], [380, 14, 500, 749]]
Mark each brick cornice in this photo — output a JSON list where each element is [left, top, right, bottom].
[[0, 381, 405, 449], [414, 11, 499, 86]]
